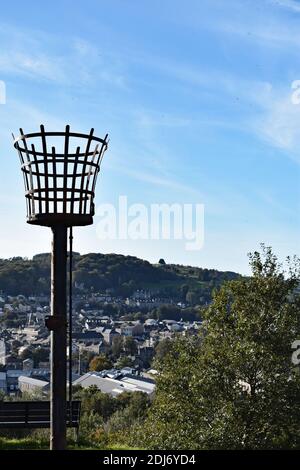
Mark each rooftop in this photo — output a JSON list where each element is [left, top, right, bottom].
[[73, 372, 155, 396]]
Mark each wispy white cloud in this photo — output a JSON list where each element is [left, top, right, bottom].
[[166, 0, 300, 52], [111, 165, 202, 197], [132, 49, 274, 109], [252, 85, 300, 163], [0, 99, 67, 139], [0, 23, 128, 89], [268, 0, 300, 13], [136, 111, 191, 129], [0, 12, 298, 169], [218, 18, 300, 49], [255, 188, 298, 218], [133, 42, 300, 165], [0, 50, 67, 82], [138, 56, 300, 165]]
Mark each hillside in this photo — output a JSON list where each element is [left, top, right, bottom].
[[0, 253, 240, 304]]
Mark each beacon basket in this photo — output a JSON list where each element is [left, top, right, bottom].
[[13, 125, 108, 227]]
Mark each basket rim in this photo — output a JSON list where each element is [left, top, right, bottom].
[[13, 125, 109, 152]]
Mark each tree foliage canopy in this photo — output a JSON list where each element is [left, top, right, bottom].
[[0, 252, 239, 305], [89, 354, 113, 372], [137, 246, 300, 449]]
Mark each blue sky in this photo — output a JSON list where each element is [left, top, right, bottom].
[[0, 0, 299, 274]]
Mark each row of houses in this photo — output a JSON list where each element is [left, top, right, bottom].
[[0, 365, 50, 394]]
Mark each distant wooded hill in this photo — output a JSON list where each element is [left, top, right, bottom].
[[0, 253, 240, 304]]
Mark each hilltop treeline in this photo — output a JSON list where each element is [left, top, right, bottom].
[[0, 253, 239, 304]]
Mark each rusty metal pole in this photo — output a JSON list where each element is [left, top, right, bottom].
[[50, 225, 68, 450]]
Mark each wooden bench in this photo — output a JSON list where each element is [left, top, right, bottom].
[[0, 400, 81, 438]]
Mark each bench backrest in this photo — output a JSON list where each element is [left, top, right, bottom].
[[0, 401, 81, 428]]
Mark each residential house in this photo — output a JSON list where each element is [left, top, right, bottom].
[[102, 328, 120, 346], [0, 339, 7, 365], [120, 322, 144, 337]]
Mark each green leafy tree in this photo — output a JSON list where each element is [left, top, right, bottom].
[[32, 347, 49, 367], [78, 411, 104, 442], [89, 354, 113, 372], [156, 304, 181, 321], [115, 356, 134, 369], [77, 385, 117, 420], [112, 336, 124, 358], [185, 290, 199, 305], [139, 246, 300, 449], [107, 393, 150, 434], [123, 337, 137, 356], [180, 284, 189, 300], [154, 338, 173, 361]]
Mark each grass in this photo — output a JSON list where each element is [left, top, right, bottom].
[[0, 437, 139, 450], [0, 437, 49, 450]]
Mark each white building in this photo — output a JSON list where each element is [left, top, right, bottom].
[[73, 372, 155, 397], [0, 339, 7, 365], [0, 372, 6, 393], [18, 376, 49, 395]]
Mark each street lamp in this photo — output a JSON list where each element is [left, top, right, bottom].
[[13, 125, 108, 449]]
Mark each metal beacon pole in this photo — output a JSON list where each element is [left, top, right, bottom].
[[13, 125, 108, 450]]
